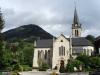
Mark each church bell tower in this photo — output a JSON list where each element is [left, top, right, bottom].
[[72, 7, 82, 38]]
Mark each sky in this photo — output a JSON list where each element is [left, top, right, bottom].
[[0, 0, 100, 37]]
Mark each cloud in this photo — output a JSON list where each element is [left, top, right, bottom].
[[40, 24, 71, 37], [0, 0, 100, 37]]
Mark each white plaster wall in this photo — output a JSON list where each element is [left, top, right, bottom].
[[83, 46, 94, 56], [99, 48, 100, 54], [33, 48, 39, 68], [52, 35, 70, 69], [72, 46, 94, 56], [33, 48, 51, 68]]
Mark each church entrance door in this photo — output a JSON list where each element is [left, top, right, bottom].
[[60, 60, 64, 66], [59, 60, 65, 73]]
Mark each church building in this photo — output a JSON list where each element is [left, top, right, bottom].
[[33, 8, 94, 70]]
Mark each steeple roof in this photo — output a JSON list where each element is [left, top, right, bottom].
[[73, 7, 80, 24]]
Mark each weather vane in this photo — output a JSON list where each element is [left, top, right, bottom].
[[74, 0, 79, 7], [74, 0, 77, 8]]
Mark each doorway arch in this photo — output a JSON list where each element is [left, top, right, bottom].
[[60, 60, 64, 66], [59, 60, 65, 73]]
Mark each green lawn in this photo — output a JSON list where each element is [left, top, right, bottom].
[[0, 72, 2, 75]]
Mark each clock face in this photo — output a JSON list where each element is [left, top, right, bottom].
[[75, 24, 77, 26]]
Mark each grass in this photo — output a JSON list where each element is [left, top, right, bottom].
[[0, 72, 2, 75]]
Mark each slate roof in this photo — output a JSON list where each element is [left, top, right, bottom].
[[36, 39, 53, 48], [36, 37, 93, 48], [73, 7, 80, 25], [71, 37, 93, 46]]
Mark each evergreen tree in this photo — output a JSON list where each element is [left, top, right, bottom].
[[85, 35, 95, 44], [0, 8, 4, 69]]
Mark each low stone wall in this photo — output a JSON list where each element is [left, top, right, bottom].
[[19, 71, 89, 75], [60, 72, 89, 75], [19, 71, 48, 75], [1, 72, 11, 75]]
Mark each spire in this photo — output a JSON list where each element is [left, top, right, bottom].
[[72, 0, 82, 38], [73, 6, 80, 25]]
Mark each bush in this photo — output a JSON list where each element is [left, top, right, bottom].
[[66, 59, 83, 72], [39, 63, 49, 71], [59, 65, 66, 73], [66, 62, 74, 72], [0, 72, 2, 75], [12, 72, 18, 75], [5, 67, 12, 71], [22, 65, 32, 71], [90, 56, 100, 69], [12, 63, 23, 72], [76, 54, 90, 68], [76, 55, 100, 71]]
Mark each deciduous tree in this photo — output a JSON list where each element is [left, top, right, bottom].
[[0, 8, 5, 69]]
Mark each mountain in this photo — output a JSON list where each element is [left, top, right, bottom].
[[3, 24, 54, 42]]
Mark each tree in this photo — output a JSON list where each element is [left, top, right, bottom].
[[3, 43, 13, 70], [39, 63, 49, 71], [20, 42, 34, 66], [66, 59, 83, 72], [85, 35, 95, 44], [76, 54, 91, 71], [72, 60, 83, 71], [90, 56, 100, 69], [0, 8, 5, 69]]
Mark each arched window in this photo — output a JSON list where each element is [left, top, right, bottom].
[[77, 30, 79, 36], [48, 50, 50, 64], [45, 50, 48, 59], [59, 46, 65, 56], [59, 47, 61, 56], [61, 46, 63, 55], [63, 47, 65, 55], [48, 50, 50, 57], [40, 50, 44, 60], [84, 49, 86, 55], [38, 50, 41, 59], [75, 30, 77, 36], [87, 49, 89, 55], [91, 49, 93, 55], [61, 40, 63, 42], [75, 30, 79, 37]]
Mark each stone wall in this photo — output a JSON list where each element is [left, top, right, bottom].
[[18, 71, 89, 75], [60, 72, 89, 75]]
